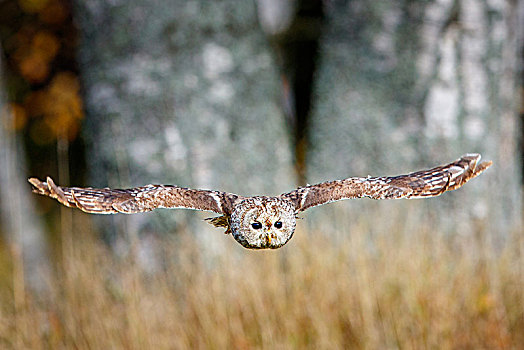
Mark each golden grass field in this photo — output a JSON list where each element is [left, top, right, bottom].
[[0, 208, 522, 349]]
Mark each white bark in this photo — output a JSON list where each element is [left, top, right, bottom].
[[308, 0, 521, 236], [0, 52, 50, 292], [73, 0, 294, 252]]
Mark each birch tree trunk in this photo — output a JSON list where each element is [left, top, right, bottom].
[[0, 52, 50, 291], [73, 1, 294, 253], [307, 0, 521, 237]]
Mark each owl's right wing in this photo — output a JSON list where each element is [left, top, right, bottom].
[[282, 154, 492, 212], [29, 177, 239, 215]]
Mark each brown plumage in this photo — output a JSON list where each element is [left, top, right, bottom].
[[29, 153, 492, 249]]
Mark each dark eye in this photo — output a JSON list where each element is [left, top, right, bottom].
[[251, 222, 262, 230], [274, 221, 283, 229]]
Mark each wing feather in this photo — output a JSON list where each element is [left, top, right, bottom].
[[29, 177, 238, 215], [283, 153, 492, 212]]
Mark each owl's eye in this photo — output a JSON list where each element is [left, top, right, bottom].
[[274, 221, 283, 229], [251, 222, 262, 230]]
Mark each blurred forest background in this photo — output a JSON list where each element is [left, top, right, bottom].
[[0, 0, 523, 348]]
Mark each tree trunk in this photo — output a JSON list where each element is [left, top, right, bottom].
[[0, 51, 50, 292], [73, 1, 294, 252], [307, 0, 521, 237]]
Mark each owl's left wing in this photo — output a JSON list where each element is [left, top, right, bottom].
[[29, 177, 238, 215], [282, 153, 492, 212]]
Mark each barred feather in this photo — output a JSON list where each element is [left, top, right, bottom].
[[28, 177, 237, 215], [283, 153, 492, 212]]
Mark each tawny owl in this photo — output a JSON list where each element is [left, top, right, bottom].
[[29, 153, 491, 249]]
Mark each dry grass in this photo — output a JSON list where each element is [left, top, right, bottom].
[[0, 212, 522, 349]]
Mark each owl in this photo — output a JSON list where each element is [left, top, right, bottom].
[[29, 153, 491, 249]]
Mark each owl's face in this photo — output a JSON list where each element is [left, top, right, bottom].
[[230, 197, 296, 249]]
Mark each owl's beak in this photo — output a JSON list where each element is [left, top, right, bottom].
[[267, 234, 272, 244]]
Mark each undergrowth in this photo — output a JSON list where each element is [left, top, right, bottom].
[[0, 213, 522, 349]]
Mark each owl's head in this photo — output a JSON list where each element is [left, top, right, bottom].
[[230, 197, 296, 249]]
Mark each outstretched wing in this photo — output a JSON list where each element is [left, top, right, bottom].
[[29, 177, 239, 215], [283, 153, 492, 212]]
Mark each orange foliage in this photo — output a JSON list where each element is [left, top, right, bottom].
[[2, 0, 81, 144], [33, 31, 60, 60], [18, 51, 50, 83], [17, 0, 49, 14], [39, 0, 68, 25], [25, 72, 84, 143], [15, 30, 60, 83]]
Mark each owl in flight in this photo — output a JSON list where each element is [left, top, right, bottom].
[[29, 154, 491, 250]]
